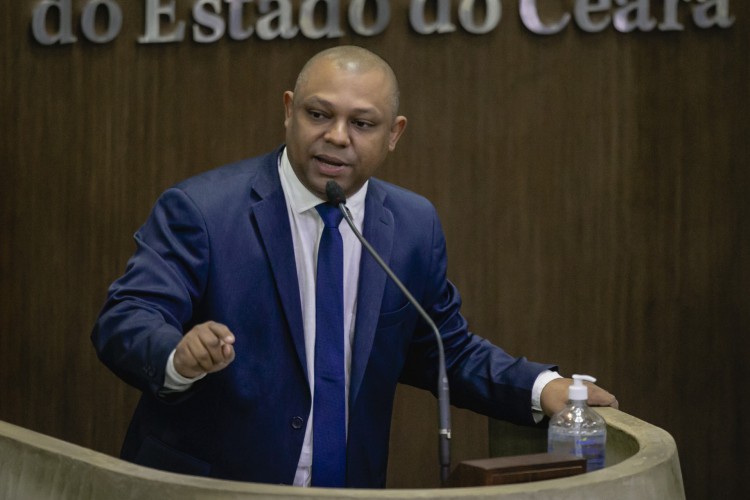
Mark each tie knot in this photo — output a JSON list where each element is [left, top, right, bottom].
[[316, 203, 344, 229]]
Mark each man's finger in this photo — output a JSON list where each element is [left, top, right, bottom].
[[206, 321, 235, 345], [185, 339, 215, 372], [221, 343, 235, 361], [195, 322, 235, 364], [587, 384, 619, 408]]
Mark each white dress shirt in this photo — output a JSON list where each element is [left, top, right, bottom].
[[276, 149, 366, 486]]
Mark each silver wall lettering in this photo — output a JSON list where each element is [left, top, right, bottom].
[[257, 0, 298, 40], [409, 0, 456, 35], [458, 0, 501, 34], [520, 0, 571, 35], [80, 0, 123, 43], [349, 0, 390, 37], [31, 0, 78, 45], [575, 0, 612, 33], [193, 0, 225, 43], [226, 0, 254, 40], [694, 0, 735, 29], [27, 0, 738, 46], [300, 0, 344, 39], [613, 0, 657, 33], [138, 0, 186, 43]]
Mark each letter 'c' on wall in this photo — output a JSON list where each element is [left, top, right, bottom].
[[519, 0, 571, 34]]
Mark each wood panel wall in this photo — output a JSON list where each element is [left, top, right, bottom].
[[2, 1, 748, 497]]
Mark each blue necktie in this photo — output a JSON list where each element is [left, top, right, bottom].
[[312, 203, 346, 487]]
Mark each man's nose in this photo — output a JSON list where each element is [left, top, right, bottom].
[[324, 120, 351, 147]]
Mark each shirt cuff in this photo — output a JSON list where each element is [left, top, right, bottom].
[[531, 370, 563, 423], [163, 349, 207, 392]]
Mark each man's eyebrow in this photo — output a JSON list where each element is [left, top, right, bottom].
[[303, 96, 381, 117]]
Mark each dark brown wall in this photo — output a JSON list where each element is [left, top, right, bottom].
[[2, 1, 748, 497]]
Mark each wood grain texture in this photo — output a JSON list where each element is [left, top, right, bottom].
[[2, 1, 748, 497]]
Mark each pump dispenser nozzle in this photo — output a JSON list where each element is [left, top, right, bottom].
[[569, 374, 596, 401]]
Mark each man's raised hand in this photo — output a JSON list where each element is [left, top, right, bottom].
[[173, 321, 236, 379]]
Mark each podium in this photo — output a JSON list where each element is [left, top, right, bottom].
[[0, 408, 684, 499]]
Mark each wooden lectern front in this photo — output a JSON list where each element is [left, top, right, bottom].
[[446, 453, 586, 487]]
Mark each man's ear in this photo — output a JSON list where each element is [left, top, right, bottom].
[[388, 116, 408, 151], [283, 91, 294, 126]]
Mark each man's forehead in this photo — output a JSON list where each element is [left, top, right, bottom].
[[308, 58, 386, 82], [298, 64, 390, 97], [294, 54, 398, 117]]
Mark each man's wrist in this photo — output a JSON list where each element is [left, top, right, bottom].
[[531, 370, 563, 422], [163, 349, 206, 392]]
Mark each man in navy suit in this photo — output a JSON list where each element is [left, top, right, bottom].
[[92, 46, 617, 488]]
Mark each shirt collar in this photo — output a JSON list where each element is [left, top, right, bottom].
[[279, 147, 368, 217]]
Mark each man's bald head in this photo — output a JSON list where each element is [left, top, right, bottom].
[[293, 46, 401, 120]]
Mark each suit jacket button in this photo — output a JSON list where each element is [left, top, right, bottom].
[[291, 416, 304, 430]]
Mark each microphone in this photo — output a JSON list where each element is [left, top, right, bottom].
[[325, 180, 452, 485]]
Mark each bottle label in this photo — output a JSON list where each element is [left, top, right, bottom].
[[548, 434, 606, 471], [578, 435, 606, 471]]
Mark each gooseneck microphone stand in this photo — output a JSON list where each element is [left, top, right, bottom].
[[325, 181, 452, 485]]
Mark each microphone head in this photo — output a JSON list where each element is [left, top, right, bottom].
[[325, 180, 347, 206]]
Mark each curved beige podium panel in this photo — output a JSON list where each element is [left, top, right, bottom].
[[0, 408, 684, 499]]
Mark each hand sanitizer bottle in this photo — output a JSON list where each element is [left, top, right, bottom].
[[547, 374, 607, 471]]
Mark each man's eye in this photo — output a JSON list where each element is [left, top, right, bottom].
[[308, 110, 325, 120], [352, 120, 372, 129]]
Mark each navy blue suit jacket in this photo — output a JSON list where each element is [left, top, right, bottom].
[[92, 147, 554, 488]]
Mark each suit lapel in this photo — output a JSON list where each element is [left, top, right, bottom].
[[350, 182, 393, 407], [249, 165, 395, 400], [249, 159, 308, 382]]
